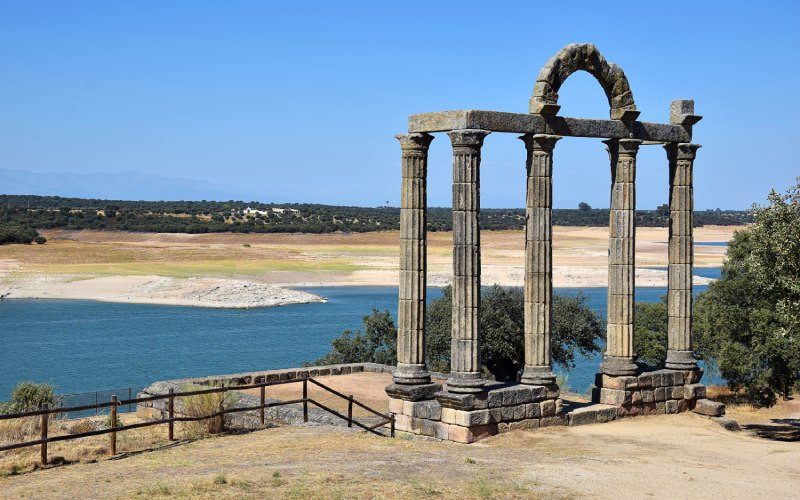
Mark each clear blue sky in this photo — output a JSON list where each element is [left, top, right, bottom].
[[1, 1, 797, 209]]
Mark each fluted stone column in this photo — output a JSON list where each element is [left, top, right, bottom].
[[519, 134, 561, 385], [601, 138, 641, 376], [393, 133, 434, 385], [665, 143, 700, 370], [447, 129, 489, 393]]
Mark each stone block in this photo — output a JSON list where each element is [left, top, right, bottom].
[[412, 417, 436, 436], [317, 368, 331, 376], [525, 402, 541, 419], [389, 398, 404, 415], [386, 382, 441, 402], [501, 405, 515, 421], [655, 401, 667, 413], [665, 400, 679, 414], [541, 399, 556, 417], [530, 385, 547, 402], [599, 388, 631, 406], [711, 417, 740, 432], [440, 407, 456, 425], [693, 399, 725, 417], [568, 405, 618, 426], [394, 414, 413, 432], [489, 408, 503, 423], [448, 424, 497, 444], [686, 369, 703, 384], [676, 399, 689, 413], [601, 375, 638, 390], [555, 399, 563, 415], [641, 390, 655, 403], [435, 390, 488, 410], [513, 404, 526, 421], [497, 422, 511, 433], [544, 383, 560, 399], [433, 422, 450, 440], [487, 390, 504, 408], [403, 400, 442, 420], [637, 374, 653, 389], [540, 415, 568, 427], [671, 371, 685, 385], [684, 384, 706, 400], [455, 409, 491, 427], [509, 419, 540, 431], [654, 387, 666, 402], [631, 391, 643, 404]]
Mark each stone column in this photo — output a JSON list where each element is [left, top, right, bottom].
[[519, 134, 561, 385], [664, 143, 700, 370], [447, 129, 489, 393], [600, 138, 641, 376], [393, 133, 434, 385]]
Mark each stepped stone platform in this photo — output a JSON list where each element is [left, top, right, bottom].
[[390, 368, 725, 443]]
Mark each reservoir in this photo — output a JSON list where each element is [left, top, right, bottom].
[[0, 279, 719, 400]]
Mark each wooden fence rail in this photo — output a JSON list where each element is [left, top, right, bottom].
[[0, 375, 394, 465]]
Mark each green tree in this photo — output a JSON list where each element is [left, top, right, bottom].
[[311, 309, 397, 365], [426, 285, 605, 381], [633, 299, 668, 367], [694, 179, 800, 406], [578, 201, 591, 211], [1, 382, 59, 414]]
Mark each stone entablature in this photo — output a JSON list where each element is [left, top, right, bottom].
[[388, 43, 720, 443]]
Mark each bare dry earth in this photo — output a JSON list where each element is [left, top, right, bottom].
[[0, 226, 739, 307], [2, 372, 798, 499], [0, 414, 797, 499]]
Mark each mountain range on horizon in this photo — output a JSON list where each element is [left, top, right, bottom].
[[0, 168, 304, 203]]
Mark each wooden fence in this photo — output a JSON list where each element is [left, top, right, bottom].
[[0, 375, 394, 465]]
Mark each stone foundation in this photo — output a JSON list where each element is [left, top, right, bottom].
[[591, 368, 718, 417], [390, 382, 562, 443]]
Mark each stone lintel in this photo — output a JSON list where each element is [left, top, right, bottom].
[[408, 110, 690, 143]]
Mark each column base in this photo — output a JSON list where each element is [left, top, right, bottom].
[[520, 365, 556, 385], [385, 382, 441, 402], [393, 363, 432, 385], [447, 372, 486, 394], [600, 355, 638, 376], [665, 350, 699, 371]]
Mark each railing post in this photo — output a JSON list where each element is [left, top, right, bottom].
[[128, 387, 132, 413], [110, 395, 117, 456], [347, 395, 353, 428], [168, 388, 175, 441], [390, 415, 395, 438], [40, 403, 48, 465], [302, 377, 308, 423], [259, 385, 265, 426]]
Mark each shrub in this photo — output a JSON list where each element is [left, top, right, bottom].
[[4, 381, 59, 414], [180, 384, 238, 436]]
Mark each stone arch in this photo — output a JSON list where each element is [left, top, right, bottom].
[[530, 43, 638, 120]]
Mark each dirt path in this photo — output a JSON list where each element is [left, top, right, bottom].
[[1, 413, 796, 499]]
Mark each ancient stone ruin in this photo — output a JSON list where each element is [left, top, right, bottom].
[[385, 43, 724, 443]]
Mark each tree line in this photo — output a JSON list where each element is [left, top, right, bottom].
[[0, 195, 752, 243]]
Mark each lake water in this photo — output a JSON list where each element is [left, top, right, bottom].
[[1, 277, 719, 401]]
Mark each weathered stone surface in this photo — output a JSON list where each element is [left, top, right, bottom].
[[540, 415, 569, 427], [684, 384, 707, 400], [408, 110, 690, 143], [435, 390, 488, 410], [568, 404, 618, 426], [665, 400, 679, 414], [693, 399, 725, 417], [448, 423, 497, 444], [388, 398, 404, 415], [598, 388, 632, 406], [541, 399, 556, 417], [385, 382, 441, 402], [509, 419, 541, 431], [403, 400, 442, 420], [711, 417, 741, 432]]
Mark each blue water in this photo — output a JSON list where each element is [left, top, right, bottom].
[[0, 278, 718, 400], [695, 241, 728, 247]]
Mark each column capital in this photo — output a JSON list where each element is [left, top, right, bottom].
[[447, 129, 490, 148], [665, 143, 701, 161], [395, 132, 434, 152], [603, 138, 642, 157], [519, 133, 561, 152]]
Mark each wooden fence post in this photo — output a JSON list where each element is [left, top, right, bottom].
[[259, 385, 265, 426], [40, 403, 48, 465], [390, 415, 395, 438], [347, 395, 353, 428], [110, 395, 117, 455], [168, 388, 175, 441], [218, 385, 226, 432], [302, 377, 308, 423]]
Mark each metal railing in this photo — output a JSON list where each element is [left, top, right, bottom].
[[0, 375, 394, 465]]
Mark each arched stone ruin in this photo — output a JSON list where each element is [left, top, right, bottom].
[[385, 44, 723, 443]]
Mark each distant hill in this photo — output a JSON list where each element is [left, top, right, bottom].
[[0, 195, 752, 237]]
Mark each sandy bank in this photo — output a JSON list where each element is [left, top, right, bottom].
[[0, 274, 323, 308]]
